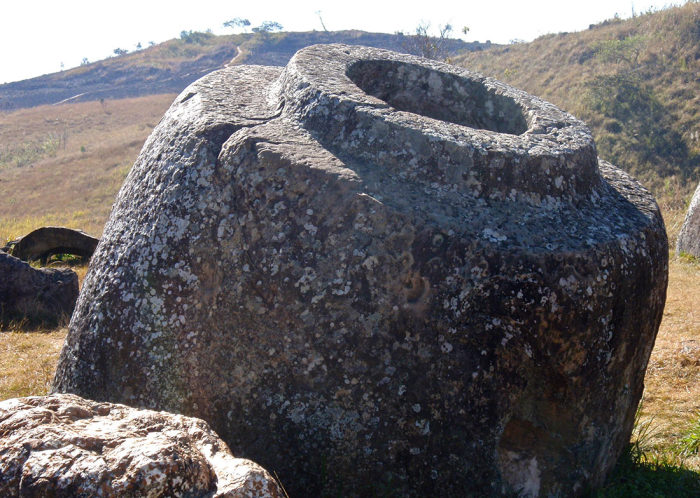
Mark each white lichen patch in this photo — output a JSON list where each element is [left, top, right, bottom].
[[499, 451, 541, 498]]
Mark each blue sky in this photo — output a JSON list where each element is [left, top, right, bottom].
[[1, 0, 682, 84]]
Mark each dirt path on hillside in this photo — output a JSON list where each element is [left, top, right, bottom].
[[227, 46, 244, 66]]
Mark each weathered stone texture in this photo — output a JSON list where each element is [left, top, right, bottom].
[[53, 45, 668, 496], [677, 181, 700, 258], [0, 251, 78, 324], [0, 394, 283, 497]]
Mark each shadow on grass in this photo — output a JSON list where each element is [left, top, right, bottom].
[[0, 310, 71, 332], [590, 447, 700, 497]]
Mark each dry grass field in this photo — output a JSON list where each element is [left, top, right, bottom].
[[635, 208, 700, 471], [644, 258, 700, 468], [0, 94, 174, 241], [0, 328, 67, 398]]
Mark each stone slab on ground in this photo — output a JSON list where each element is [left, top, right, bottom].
[[0, 251, 78, 325], [9, 226, 99, 263]]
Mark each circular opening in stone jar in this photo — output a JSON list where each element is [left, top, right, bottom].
[[346, 60, 529, 135]]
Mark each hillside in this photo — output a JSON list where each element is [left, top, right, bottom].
[[0, 94, 174, 241], [454, 2, 700, 197], [0, 30, 481, 111], [1, 6, 697, 241]]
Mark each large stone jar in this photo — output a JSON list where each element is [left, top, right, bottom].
[[54, 45, 668, 496]]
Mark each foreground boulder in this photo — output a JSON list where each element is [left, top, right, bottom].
[[8, 226, 99, 263], [0, 251, 78, 325], [0, 394, 283, 497], [677, 181, 700, 258], [54, 45, 668, 496]]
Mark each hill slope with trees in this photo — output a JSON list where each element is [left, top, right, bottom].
[[0, 30, 480, 111], [454, 1, 699, 197]]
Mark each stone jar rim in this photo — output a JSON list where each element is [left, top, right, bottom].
[[274, 44, 601, 203]]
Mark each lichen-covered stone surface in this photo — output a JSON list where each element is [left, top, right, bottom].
[[0, 394, 283, 497], [677, 181, 700, 258], [0, 251, 78, 324], [53, 44, 668, 496]]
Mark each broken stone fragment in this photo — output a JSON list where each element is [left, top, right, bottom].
[[54, 44, 668, 496], [9, 226, 99, 263], [0, 393, 284, 497], [0, 251, 78, 325], [677, 181, 700, 258]]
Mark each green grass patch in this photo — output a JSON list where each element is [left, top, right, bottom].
[[678, 416, 700, 458], [0, 134, 62, 169], [595, 455, 700, 497], [592, 409, 700, 496], [678, 252, 700, 265]]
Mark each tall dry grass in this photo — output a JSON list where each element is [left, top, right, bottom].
[[0, 94, 174, 241], [643, 255, 700, 470]]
